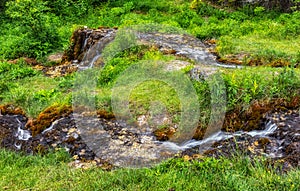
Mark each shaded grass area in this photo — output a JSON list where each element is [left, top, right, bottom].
[[0, 149, 299, 191]]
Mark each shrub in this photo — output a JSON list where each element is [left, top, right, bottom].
[[5, 0, 60, 58]]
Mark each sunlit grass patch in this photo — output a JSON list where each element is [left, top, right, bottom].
[[217, 35, 300, 64], [0, 149, 299, 191]]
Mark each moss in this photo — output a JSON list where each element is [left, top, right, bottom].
[[154, 97, 300, 141], [153, 126, 176, 141], [0, 104, 25, 116], [32, 144, 47, 155], [61, 28, 86, 63], [192, 124, 206, 140], [222, 96, 300, 132], [97, 110, 115, 120], [267, 59, 291, 67], [26, 104, 72, 136], [258, 137, 271, 146], [217, 57, 243, 65]]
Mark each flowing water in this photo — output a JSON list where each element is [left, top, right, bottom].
[[77, 29, 116, 70], [15, 118, 31, 141], [161, 121, 277, 152], [76, 29, 241, 70], [3, 28, 297, 168]]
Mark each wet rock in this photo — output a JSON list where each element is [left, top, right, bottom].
[[0, 101, 299, 171], [62, 27, 117, 65], [153, 126, 176, 141], [97, 110, 115, 120], [135, 32, 217, 65], [0, 111, 109, 168], [36, 63, 78, 78]]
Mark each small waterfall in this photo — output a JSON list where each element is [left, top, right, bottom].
[[14, 118, 31, 150], [135, 32, 243, 68], [77, 29, 116, 70]]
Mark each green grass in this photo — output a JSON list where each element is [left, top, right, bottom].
[[0, 60, 72, 116], [217, 35, 300, 63], [0, 149, 299, 191]]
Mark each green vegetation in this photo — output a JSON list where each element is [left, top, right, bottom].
[[0, 149, 299, 190], [1, 48, 299, 118], [0, 60, 71, 116], [0, 0, 300, 190], [1, 0, 300, 64]]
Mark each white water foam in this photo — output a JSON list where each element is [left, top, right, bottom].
[[15, 118, 31, 141], [161, 121, 277, 152], [78, 30, 115, 70], [42, 118, 64, 134]]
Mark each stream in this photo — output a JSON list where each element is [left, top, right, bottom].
[[0, 27, 299, 170]]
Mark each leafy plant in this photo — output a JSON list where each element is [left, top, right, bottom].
[[5, 0, 60, 58], [0, 61, 39, 80]]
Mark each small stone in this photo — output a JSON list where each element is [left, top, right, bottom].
[[280, 116, 286, 121], [247, 146, 255, 153], [183, 155, 191, 161], [62, 128, 68, 132], [68, 128, 77, 134], [51, 143, 57, 147], [79, 149, 86, 155], [73, 155, 79, 160], [192, 154, 203, 159]]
